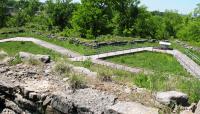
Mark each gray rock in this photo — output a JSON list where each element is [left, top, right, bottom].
[[106, 102, 159, 114], [156, 91, 188, 106], [19, 52, 50, 63], [195, 101, 200, 114], [43, 96, 52, 106], [63, 77, 69, 82], [51, 88, 116, 114], [0, 67, 9, 73], [180, 110, 194, 114], [5, 99, 23, 113], [72, 67, 97, 77], [51, 94, 74, 113], [1, 108, 16, 114], [28, 92, 38, 101], [0, 80, 18, 95], [14, 93, 37, 112]]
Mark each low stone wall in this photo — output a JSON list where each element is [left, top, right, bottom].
[[68, 38, 157, 49]]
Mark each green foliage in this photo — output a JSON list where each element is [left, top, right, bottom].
[[82, 59, 93, 68], [110, 0, 140, 36], [2, 0, 199, 40], [135, 9, 167, 39], [0, 0, 8, 28], [6, 0, 41, 27], [97, 69, 112, 82], [9, 54, 22, 65], [163, 10, 183, 38], [177, 19, 200, 41], [194, 3, 200, 17], [43, 0, 76, 30], [71, 0, 111, 38]]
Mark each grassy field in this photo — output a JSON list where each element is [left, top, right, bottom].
[[0, 42, 62, 60], [105, 52, 189, 76], [72, 59, 200, 103], [99, 52, 200, 103]]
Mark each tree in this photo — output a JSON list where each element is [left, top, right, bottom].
[[6, 0, 40, 27], [194, 3, 200, 17], [110, 0, 140, 36], [177, 19, 200, 41], [44, 0, 76, 30], [163, 10, 183, 38], [0, 0, 8, 28], [71, 0, 112, 38]]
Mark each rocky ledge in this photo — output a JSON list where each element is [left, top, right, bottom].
[[0, 51, 199, 114], [0, 54, 159, 114]]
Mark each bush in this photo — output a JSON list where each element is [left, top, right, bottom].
[[8, 55, 22, 65], [97, 69, 112, 82], [54, 62, 72, 76], [69, 73, 86, 91], [82, 59, 93, 68]]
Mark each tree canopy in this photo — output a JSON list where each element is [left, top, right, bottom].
[[0, 0, 199, 41]]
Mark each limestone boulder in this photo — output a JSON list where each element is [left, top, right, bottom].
[[156, 91, 188, 106], [51, 88, 116, 114], [72, 66, 97, 77], [1, 108, 16, 114], [19, 52, 50, 63], [180, 110, 194, 114], [106, 102, 159, 114], [195, 101, 200, 114]]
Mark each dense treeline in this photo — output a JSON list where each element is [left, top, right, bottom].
[[0, 0, 200, 41]]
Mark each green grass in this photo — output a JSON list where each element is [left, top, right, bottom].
[[72, 59, 200, 103], [105, 52, 189, 76], [0, 42, 62, 60]]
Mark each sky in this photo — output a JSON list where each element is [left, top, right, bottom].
[[40, 0, 199, 14]]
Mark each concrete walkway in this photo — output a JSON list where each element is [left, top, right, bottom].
[[1, 37, 200, 78], [70, 47, 174, 61], [71, 47, 200, 78], [0, 37, 81, 57]]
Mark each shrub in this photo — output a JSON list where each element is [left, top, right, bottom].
[[69, 73, 86, 91], [8, 55, 22, 65], [54, 62, 72, 76], [82, 59, 93, 68], [97, 69, 112, 82]]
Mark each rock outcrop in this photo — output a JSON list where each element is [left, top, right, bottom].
[[156, 91, 188, 106], [0, 61, 160, 114], [19, 52, 50, 63], [195, 101, 200, 114]]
